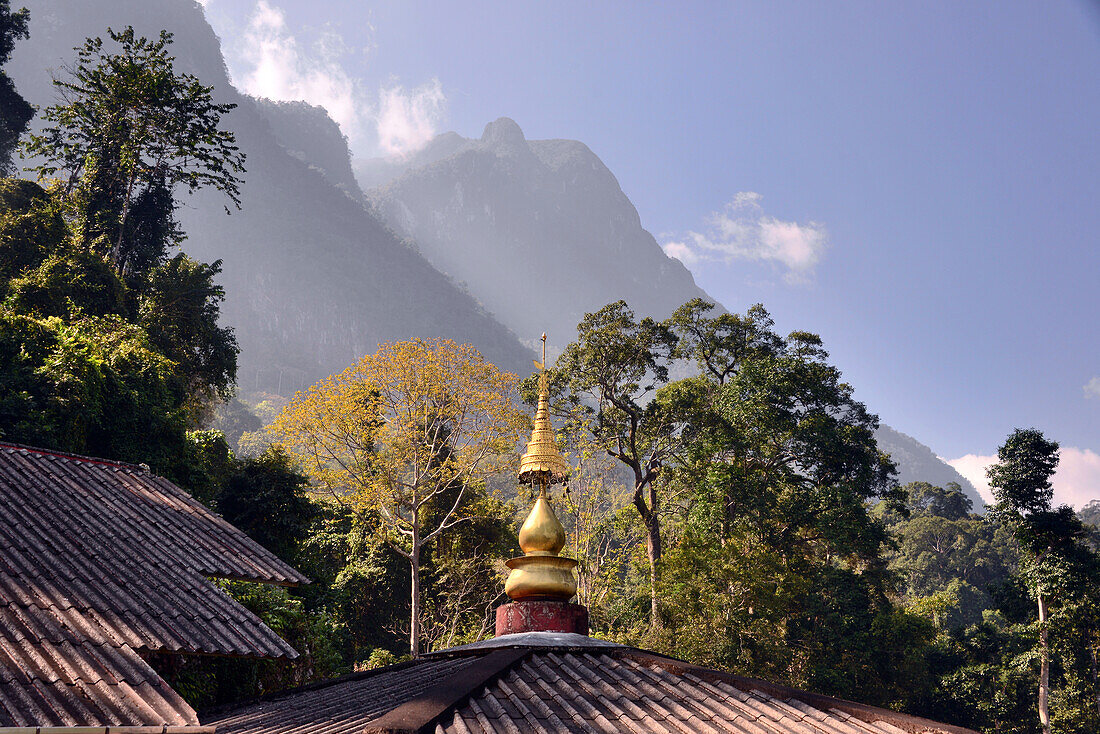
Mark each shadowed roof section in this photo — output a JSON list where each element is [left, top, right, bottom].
[[205, 634, 978, 734], [0, 442, 308, 727]]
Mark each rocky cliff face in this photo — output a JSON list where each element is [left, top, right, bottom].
[[361, 118, 714, 351], [8, 2, 975, 497], [253, 99, 362, 199], [8, 0, 534, 393]]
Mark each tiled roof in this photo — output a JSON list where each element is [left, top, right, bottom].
[[0, 442, 308, 727], [205, 635, 977, 734], [206, 656, 492, 734]]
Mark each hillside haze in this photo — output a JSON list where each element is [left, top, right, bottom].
[[8, 0, 534, 394], [360, 118, 714, 351], [5, 1, 977, 500], [873, 426, 983, 509]]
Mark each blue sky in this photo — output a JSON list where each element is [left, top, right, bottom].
[[198, 0, 1100, 506]]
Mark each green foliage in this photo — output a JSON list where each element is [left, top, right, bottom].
[[989, 428, 1060, 518], [0, 2, 31, 173], [1079, 500, 1100, 530], [883, 481, 1017, 629], [0, 180, 70, 285], [0, 309, 187, 468], [23, 26, 244, 270], [0, 175, 236, 472], [219, 446, 316, 563], [137, 253, 237, 413]]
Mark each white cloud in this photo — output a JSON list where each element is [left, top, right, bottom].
[[662, 192, 827, 284], [224, 1, 444, 157], [376, 80, 447, 157], [1054, 447, 1100, 509], [944, 453, 997, 506], [660, 240, 700, 266], [1085, 376, 1100, 399], [945, 448, 1100, 510]]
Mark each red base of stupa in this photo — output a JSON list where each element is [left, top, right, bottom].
[[495, 600, 589, 636]]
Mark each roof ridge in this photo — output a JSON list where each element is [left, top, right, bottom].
[[0, 441, 148, 471], [363, 649, 530, 734]]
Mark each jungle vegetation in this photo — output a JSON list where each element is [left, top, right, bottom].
[[1, 12, 1097, 733]]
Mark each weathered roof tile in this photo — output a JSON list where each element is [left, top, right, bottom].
[[0, 441, 308, 727], [206, 641, 979, 734]]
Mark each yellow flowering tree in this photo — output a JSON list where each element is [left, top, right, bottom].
[[269, 339, 526, 657]]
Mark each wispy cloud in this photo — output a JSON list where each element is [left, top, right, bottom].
[[219, 1, 445, 157], [1085, 376, 1100, 399], [662, 192, 827, 284], [376, 80, 447, 156], [945, 448, 1100, 510]]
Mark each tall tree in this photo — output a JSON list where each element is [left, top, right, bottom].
[[24, 27, 244, 272], [0, 1, 32, 173], [988, 428, 1099, 734], [655, 300, 904, 696], [553, 301, 678, 627], [269, 339, 525, 657]]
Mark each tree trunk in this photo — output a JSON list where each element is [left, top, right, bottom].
[[111, 168, 138, 270], [1091, 643, 1100, 720], [634, 488, 662, 629], [1038, 591, 1050, 734], [646, 522, 661, 628], [410, 524, 421, 659]]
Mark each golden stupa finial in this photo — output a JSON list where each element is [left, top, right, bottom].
[[518, 333, 570, 487], [504, 332, 578, 602]]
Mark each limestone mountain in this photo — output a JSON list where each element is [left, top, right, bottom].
[[8, 0, 533, 393], [7, 1, 976, 498], [873, 425, 984, 509], [360, 118, 714, 351]]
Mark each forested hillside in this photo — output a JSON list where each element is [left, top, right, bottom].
[[875, 424, 983, 508], [2, 3, 1098, 733], [8, 0, 534, 394]]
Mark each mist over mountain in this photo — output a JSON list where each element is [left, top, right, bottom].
[[253, 99, 362, 198], [874, 425, 984, 509], [8, 0, 534, 393], [5, 1, 978, 499], [360, 118, 714, 351]]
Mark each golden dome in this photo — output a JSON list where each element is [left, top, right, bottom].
[[504, 334, 578, 602]]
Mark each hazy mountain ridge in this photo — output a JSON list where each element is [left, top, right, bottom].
[[252, 99, 362, 198], [362, 117, 714, 349], [874, 425, 983, 509], [9, 0, 535, 393], [6, 1, 976, 499]]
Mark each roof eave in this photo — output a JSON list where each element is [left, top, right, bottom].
[[0, 727, 216, 734]]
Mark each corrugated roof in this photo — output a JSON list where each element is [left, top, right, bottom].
[[0, 442, 308, 727], [205, 637, 978, 734], [205, 656, 488, 734]]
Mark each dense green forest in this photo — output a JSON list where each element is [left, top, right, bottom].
[[1, 9, 1098, 733]]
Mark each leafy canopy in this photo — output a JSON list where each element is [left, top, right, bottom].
[[24, 26, 244, 270], [0, 1, 32, 172], [270, 338, 526, 548]]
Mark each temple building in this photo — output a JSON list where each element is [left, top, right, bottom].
[[201, 351, 977, 734], [0, 338, 975, 733]]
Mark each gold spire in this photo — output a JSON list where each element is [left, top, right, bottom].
[[504, 334, 578, 602], [518, 334, 570, 485]]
